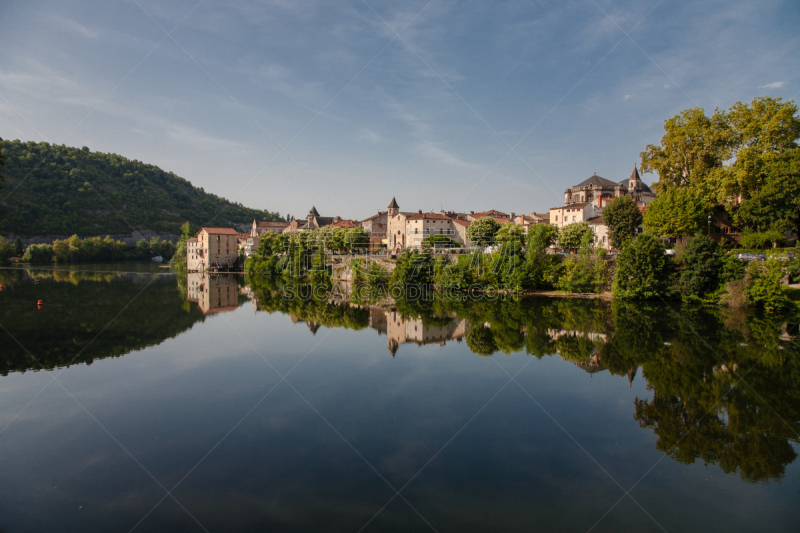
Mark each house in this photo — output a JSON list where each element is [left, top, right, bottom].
[[361, 210, 388, 251], [251, 220, 290, 236], [513, 212, 550, 231], [466, 210, 514, 223], [385, 198, 472, 252], [330, 219, 361, 229], [549, 202, 603, 230], [563, 166, 655, 209], [187, 227, 239, 272], [587, 215, 610, 248]]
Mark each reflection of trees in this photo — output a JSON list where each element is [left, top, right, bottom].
[[357, 290, 800, 484], [631, 310, 800, 483], [466, 325, 497, 356], [247, 276, 369, 331], [0, 272, 208, 374]]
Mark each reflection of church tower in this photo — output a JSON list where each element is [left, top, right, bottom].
[[388, 338, 399, 357], [627, 366, 637, 387], [307, 321, 320, 335], [387, 197, 399, 217]]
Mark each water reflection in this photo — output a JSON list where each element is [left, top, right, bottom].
[[243, 277, 800, 484], [1, 267, 798, 488], [186, 272, 242, 315]]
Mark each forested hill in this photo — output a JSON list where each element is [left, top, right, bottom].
[[0, 140, 282, 236]]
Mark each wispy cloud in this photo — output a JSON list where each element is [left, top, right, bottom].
[[759, 81, 786, 89], [419, 142, 483, 171]]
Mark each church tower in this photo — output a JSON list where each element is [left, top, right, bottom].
[[388, 197, 399, 217]]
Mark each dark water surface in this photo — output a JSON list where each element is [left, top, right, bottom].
[[1, 267, 799, 532]]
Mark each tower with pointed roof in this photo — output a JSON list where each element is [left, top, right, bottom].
[[387, 197, 399, 217]]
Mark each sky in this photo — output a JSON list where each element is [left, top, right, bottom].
[[1, 0, 798, 222]]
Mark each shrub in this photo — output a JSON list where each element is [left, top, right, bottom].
[[22, 243, 54, 264], [719, 254, 746, 284], [612, 233, 672, 299], [744, 260, 795, 312], [677, 235, 721, 298]]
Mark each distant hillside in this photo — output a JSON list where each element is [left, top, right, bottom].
[[0, 140, 282, 236]]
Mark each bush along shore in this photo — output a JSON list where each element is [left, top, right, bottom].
[[244, 223, 800, 316], [1, 233, 176, 264]]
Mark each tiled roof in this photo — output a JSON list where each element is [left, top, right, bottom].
[[451, 218, 471, 227], [257, 221, 289, 227], [198, 227, 239, 235], [331, 219, 361, 228], [388, 197, 399, 208], [575, 174, 618, 188], [472, 210, 509, 218], [407, 213, 453, 220], [586, 215, 604, 225]]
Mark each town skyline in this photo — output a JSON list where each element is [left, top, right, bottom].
[[1, 1, 798, 220]]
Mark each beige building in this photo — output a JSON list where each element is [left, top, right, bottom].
[[251, 220, 290, 236], [587, 215, 610, 248], [187, 227, 239, 272], [385, 198, 472, 252], [187, 273, 239, 315], [549, 202, 603, 230]]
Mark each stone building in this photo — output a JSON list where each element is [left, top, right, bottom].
[[563, 166, 655, 209], [187, 227, 239, 272], [361, 210, 388, 251], [283, 206, 340, 233], [385, 198, 472, 252], [251, 220, 290, 236], [549, 202, 603, 230]]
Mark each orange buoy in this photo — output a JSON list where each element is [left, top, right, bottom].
[[37, 300, 43, 308]]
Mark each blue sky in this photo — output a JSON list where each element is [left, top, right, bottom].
[[1, 0, 798, 221]]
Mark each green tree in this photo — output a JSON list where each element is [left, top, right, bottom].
[[642, 188, 710, 238], [677, 235, 721, 298], [744, 260, 795, 313], [13, 237, 23, 257], [495, 221, 526, 246], [527, 224, 559, 252], [640, 107, 731, 201], [613, 233, 672, 299], [466, 217, 501, 247], [421, 235, 461, 250], [0, 236, 13, 265], [558, 222, 593, 253], [735, 148, 800, 235], [641, 97, 800, 234], [602, 195, 643, 249]]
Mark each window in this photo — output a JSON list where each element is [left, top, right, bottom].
[[572, 216, 576, 222], [555, 215, 558, 222], [602, 236, 606, 242]]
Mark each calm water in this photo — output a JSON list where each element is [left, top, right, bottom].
[[1, 266, 799, 532]]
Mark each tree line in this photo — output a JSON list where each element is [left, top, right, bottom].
[[20, 235, 177, 264], [0, 139, 282, 236]]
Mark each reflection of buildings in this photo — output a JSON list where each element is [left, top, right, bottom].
[[187, 273, 240, 315], [370, 308, 468, 356]]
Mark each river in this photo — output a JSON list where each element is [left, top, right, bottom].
[[1, 265, 798, 532]]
